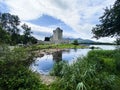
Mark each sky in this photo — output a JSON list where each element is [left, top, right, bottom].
[[0, 0, 116, 42]]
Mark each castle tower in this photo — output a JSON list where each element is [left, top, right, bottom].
[[53, 27, 63, 41]]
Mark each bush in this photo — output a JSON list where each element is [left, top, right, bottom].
[[0, 45, 48, 90]]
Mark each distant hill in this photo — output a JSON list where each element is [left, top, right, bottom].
[[64, 38, 95, 44], [63, 38, 115, 45], [77, 38, 95, 43]]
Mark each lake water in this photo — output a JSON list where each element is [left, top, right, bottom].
[[30, 45, 116, 75], [89, 45, 116, 50]]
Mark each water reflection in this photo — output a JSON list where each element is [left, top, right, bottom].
[[31, 55, 53, 75], [30, 45, 117, 75], [30, 49, 90, 75], [52, 51, 62, 62], [89, 45, 116, 50], [73, 48, 77, 52]]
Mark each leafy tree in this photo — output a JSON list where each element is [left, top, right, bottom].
[[29, 36, 38, 44], [0, 12, 37, 45], [0, 13, 20, 34], [0, 25, 11, 44], [114, 38, 120, 45], [0, 13, 20, 45], [73, 39, 79, 45], [21, 23, 32, 44], [92, 0, 120, 39]]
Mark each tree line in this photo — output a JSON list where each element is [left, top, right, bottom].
[[0, 13, 37, 45]]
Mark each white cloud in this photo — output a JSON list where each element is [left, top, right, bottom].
[[23, 22, 116, 43], [21, 22, 83, 40], [22, 22, 53, 34], [20, 22, 53, 40], [3, 0, 116, 42]]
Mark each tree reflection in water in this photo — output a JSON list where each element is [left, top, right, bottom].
[[52, 51, 62, 62]]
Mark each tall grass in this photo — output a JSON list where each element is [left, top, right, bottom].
[[50, 50, 120, 90]]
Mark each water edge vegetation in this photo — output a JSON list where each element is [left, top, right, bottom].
[[49, 49, 120, 90], [1, 44, 120, 90]]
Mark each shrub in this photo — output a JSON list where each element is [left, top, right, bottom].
[[0, 45, 48, 90]]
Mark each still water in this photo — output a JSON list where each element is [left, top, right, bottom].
[[30, 45, 116, 75]]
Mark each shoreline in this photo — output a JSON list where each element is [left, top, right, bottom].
[[34, 48, 69, 57]]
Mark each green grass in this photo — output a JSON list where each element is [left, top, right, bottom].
[[49, 50, 120, 90], [29, 44, 87, 51]]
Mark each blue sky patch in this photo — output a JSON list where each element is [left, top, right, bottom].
[[28, 15, 62, 26], [27, 14, 75, 33], [0, 1, 9, 13]]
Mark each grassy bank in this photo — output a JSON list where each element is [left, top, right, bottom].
[[27, 44, 87, 51], [49, 49, 120, 90]]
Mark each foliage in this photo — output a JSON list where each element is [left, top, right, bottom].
[[0, 26, 11, 44], [0, 13, 20, 45], [21, 23, 37, 44], [0, 13, 37, 45], [73, 40, 79, 45], [0, 45, 48, 90], [0, 13, 20, 34], [92, 0, 120, 39], [50, 50, 120, 90], [50, 61, 68, 77], [114, 38, 120, 45]]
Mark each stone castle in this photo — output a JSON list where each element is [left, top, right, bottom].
[[44, 27, 69, 44]]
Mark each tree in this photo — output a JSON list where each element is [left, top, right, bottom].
[[0, 13, 20, 34], [0, 25, 11, 44], [114, 38, 120, 45], [29, 36, 38, 44], [21, 23, 32, 44], [0, 13, 20, 45], [92, 0, 120, 39], [0, 12, 37, 45], [73, 40, 79, 45]]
